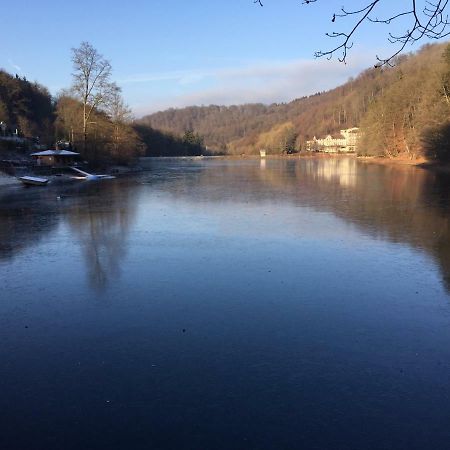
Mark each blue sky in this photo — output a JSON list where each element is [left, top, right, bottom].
[[1, 0, 441, 116]]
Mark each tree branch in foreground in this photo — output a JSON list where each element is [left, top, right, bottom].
[[255, 1, 450, 66]]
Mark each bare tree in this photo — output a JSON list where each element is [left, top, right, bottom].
[[71, 41, 115, 152], [255, 1, 450, 66], [108, 84, 136, 160], [108, 84, 133, 125]]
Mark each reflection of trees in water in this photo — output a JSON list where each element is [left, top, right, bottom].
[[0, 190, 60, 261], [155, 157, 450, 293], [269, 159, 450, 293], [65, 181, 138, 292], [3, 159, 450, 293], [0, 181, 138, 292], [421, 172, 450, 291]]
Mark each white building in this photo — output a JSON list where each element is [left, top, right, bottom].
[[307, 127, 361, 153]]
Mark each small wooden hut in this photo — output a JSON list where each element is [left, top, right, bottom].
[[30, 150, 80, 167]]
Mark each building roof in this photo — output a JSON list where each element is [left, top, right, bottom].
[[30, 150, 79, 156]]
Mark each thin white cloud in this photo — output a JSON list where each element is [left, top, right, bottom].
[[127, 54, 375, 116], [118, 69, 209, 85], [8, 59, 22, 74]]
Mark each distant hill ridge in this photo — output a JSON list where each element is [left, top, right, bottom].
[[137, 42, 450, 160], [2, 42, 450, 161]]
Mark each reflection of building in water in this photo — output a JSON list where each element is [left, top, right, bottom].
[[306, 127, 361, 153], [302, 157, 358, 187]]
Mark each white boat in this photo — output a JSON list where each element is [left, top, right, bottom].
[[18, 176, 49, 186]]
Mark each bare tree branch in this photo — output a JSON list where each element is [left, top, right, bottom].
[[255, 1, 450, 66], [71, 42, 116, 153]]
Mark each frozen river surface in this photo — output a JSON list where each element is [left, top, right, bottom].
[[1, 157, 450, 449]]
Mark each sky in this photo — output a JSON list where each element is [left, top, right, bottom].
[[0, 0, 440, 116]]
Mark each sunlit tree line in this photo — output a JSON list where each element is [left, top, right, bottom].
[[139, 42, 450, 161], [4, 41, 450, 161], [360, 43, 450, 160], [56, 42, 142, 164], [0, 71, 53, 143], [0, 42, 141, 164]]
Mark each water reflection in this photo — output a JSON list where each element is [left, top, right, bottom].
[[303, 156, 357, 187], [143, 157, 450, 292], [64, 182, 138, 291], [2, 158, 450, 450], [2, 158, 450, 292], [0, 180, 138, 291], [0, 188, 60, 260]]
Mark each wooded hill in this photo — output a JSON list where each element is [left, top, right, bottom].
[[138, 42, 450, 161], [3, 42, 450, 162], [0, 69, 140, 164], [0, 70, 54, 142]]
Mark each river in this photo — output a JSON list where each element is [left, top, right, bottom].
[[1, 157, 450, 449]]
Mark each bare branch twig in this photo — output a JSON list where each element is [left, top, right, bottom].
[[255, 1, 450, 66]]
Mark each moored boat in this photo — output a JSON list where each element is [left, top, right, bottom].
[[18, 176, 49, 186]]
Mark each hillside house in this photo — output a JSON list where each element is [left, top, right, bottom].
[[307, 127, 361, 153]]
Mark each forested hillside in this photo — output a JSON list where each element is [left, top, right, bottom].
[[0, 62, 141, 164], [0, 70, 54, 143], [138, 42, 450, 160], [3, 42, 450, 162]]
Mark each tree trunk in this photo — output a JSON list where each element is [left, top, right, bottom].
[[83, 100, 87, 154]]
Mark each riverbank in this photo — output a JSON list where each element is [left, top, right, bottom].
[[0, 172, 19, 186], [357, 155, 427, 166], [356, 154, 450, 174], [229, 152, 450, 175]]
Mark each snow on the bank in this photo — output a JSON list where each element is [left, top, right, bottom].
[[0, 172, 18, 186]]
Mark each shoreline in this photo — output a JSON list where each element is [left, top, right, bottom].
[[356, 155, 450, 173], [0, 172, 19, 187], [356, 155, 427, 166]]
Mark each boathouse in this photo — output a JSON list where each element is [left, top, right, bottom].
[[30, 150, 80, 167]]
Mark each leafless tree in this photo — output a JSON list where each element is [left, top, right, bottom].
[[71, 42, 115, 152], [255, 1, 450, 66], [108, 84, 133, 125], [107, 84, 137, 159]]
